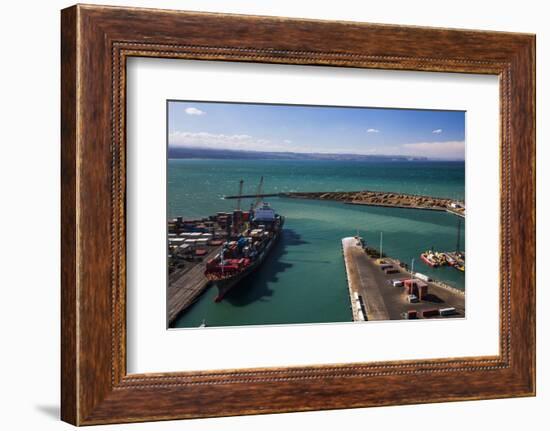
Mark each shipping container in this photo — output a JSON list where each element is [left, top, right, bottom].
[[169, 238, 186, 245], [407, 310, 418, 319], [415, 272, 432, 282], [179, 244, 192, 254], [421, 308, 439, 318], [401, 310, 418, 319], [439, 307, 456, 316], [417, 284, 428, 300]]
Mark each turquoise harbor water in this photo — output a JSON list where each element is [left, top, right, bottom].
[[169, 159, 465, 328]]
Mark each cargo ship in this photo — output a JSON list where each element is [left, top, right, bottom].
[[204, 178, 285, 302]]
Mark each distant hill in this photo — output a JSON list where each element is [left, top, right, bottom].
[[168, 147, 429, 162]]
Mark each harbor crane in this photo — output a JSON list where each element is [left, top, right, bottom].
[[232, 179, 245, 237]]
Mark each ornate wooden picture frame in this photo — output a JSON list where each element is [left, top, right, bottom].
[[61, 4, 535, 425]]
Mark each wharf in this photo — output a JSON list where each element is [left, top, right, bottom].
[[342, 237, 389, 321], [342, 237, 465, 321], [167, 244, 222, 326]]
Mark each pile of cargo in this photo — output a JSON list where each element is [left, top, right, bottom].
[[169, 216, 214, 234], [222, 240, 243, 259], [167, 214, 233, 271], [212, 210, 250, 230], [168, 232, 218, 251]]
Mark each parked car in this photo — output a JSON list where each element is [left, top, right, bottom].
[[407, 294, 418, 303]]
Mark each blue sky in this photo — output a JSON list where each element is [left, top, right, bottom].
[[168, 101, 465, 160]]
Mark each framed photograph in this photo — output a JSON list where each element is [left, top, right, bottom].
[[61, 4, 536, 425], [165, 100, 467, 329]]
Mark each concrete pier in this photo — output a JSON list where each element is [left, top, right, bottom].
[[342, 237, 390, 321], [342, 237, 465, 321], [167, 245, 222, 326]]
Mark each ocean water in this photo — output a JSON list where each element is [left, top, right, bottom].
[[168, 159, 465, 328]]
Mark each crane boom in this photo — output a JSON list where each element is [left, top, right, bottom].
[[236, 179, 244, 211], [255, 176, 264, 208]]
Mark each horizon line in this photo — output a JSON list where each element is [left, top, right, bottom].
[[167, 146, 465, 162]]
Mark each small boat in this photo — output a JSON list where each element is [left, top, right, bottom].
[[420, 250, 446, 267], [444, 252, 457, 266], [421, 251, 439, 267], [443, 251, 465, 272]]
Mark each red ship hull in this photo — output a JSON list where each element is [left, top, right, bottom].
[[212, 224, 282, 301]]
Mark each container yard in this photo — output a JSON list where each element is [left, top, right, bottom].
[[168, 177, 284, 326], [342, 236, 465, 321], [167, 211, 251, 325]]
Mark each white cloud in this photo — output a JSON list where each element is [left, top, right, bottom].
[[169, 131, 288, 151], [367, 128, 380, 133], [401, 140, 464, 160], [283, 139, 292, 144], [184, 107, 206, 116], [432, 128, 443, 134]]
